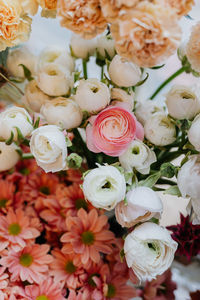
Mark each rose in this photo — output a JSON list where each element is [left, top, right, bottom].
[[74, 79, 110, 113], [0, 106, 33, 141], [111, 88, 134, 110], [119, 140, 156, 174], [86, 103, 144, 157], [30, 125, 68, 173], [135, 100, 164, 126], [109, 55, 141, 87], [97, 34, 115, 59], [70, 34, 97, 59], [124, 222, 177, 281], [83, 165, 126, 210], [188, 114, 200, 151], [0, 142, 20, 172], [144, 113, 176, 146], [40, 97, 83, 130], [166, 85, 200, 120], [115, 187, 163, 227]]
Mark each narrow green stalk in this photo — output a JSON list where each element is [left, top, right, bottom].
[[82, 59, 88, 80], [101, 65, 104, 80], [150, 66, 186, 100], [0, 72, 24, 96]]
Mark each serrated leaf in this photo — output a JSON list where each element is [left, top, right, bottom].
[[19, 64, 34, 81], [164, 185, 181, 197], [138, 172, 161, 188]]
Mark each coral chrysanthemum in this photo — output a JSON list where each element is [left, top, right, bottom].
[[0, 179, 15, 212]]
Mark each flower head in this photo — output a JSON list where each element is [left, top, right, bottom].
[[186, 22, 200, 74], [0, 180, 15, 212]]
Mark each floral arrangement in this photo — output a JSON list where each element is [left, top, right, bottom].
[[0, 0, 200, 299]]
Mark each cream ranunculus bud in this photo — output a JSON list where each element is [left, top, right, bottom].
[[109, 55, 141, 87], [115, 187, 163, 228], [119, 140, 156, 174], [83, 165, 126, 210], [124, 222, 177, 282], [0, 142, 20, 172], [40, 97, 83, 130], [7, 47, 36, 78], [70, 34, 97, 59], [23, 80, 50, 113], [135, 100, 164, 126], [177, 155, 200, 199], [111, 88, 134, 110], [30, 125, 68, 173], [0, 106, 33, 141], [97, 34, 115, 59], [188, 114, 200, 151], [144, 113, 176, 146], [36, 64, 73, 97], [166, 85, 200, 120], [37, 46, 75, 73], [74, 78, 110, 113]]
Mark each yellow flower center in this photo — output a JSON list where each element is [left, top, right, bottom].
[[8, 223, 21, 236], [36, 296, 49, 300], [106, 284, 116, 298], [75, 198, 88, 211], [65, 261, 76, 274], [0, 198, 7, 208], [81, 231, 94, 245], [19, 253, 33, 267]]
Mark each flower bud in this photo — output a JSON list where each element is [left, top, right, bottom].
[[36, 64, 73, 96], [66, 153, 82, 169], [40, 97, 83, 130], [70, 34, 97, 59], [188, 114, 200, 151], [74, 78, 110, 113], [144, 113, 176, 146], [135, 100, 164, 126], [0, 142, 20, 171], [166, 85, 200, 120], [119, 140, 156, 174], [111, 88, 134, 110], [109, 55, 141, 87], [0, 106, 33, 141], [83, 165, 126, 210], [97, 34, 115, 59]]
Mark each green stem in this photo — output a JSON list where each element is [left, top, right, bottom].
[[82, 59, 88, 80], [101, 65, 104, 80], [150, 66, 186, 100]]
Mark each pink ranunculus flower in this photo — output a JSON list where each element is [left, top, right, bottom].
[[86, 102, 144, 157]]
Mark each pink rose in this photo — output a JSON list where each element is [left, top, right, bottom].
[[86, 103, 144, 156]]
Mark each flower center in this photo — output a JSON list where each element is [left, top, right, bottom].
[[19, 253, 33, 267], [148, 242, 157, 251], [20, 168, 30, 175], [106, 284, 116, 298], [0, 198, 7, 208], [75, 198, 88, 211], [36, 296, 49, 300], [40, 186, 50, 195], [65, 261, 76, 274], [88, 273, 100, 288], [132, 146, 140, 155], [8, 223, 21, 236], [81, 231, 95, 245], [101, 181, 111, 189]]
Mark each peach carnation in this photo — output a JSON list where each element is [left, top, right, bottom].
[[0, 0, 32, 51], [39, 0, 57, 10], [162, 0, 194, 18], [186, 22, 200, 73], [111, 1, 181, 67], [57, 0, 107, 39]]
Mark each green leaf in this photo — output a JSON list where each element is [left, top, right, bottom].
[[5, 131, 14, 145], [138, 172, 161, 188], [134, 73, 149, 87], [151, 64, 165, 70], [19, 64, 34, 81], [14, 126, 24, 141], [0, 48, 9, 67], [120, 249, 125, 262], [150, 217, 159, 224], [181, 151, 191, 167], [160, 163, 176, 178], [34, 117, 40, 129], [124, 197, 128, 206], [164, 185, 181, 197], [65, 136, 72, 147]]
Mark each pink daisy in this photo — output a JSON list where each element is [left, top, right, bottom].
[[0, 179, 15, 213], [0, 267, 8, 299], [0, 208, 40, 251], [61, 208, 114, 265], [0, 244, 53, 284]]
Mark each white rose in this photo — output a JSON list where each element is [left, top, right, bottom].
[[135, 100, 164, 126], [20, 0, 39, 15], [23, 80, 50, 113], [188, 114, 200, 151], [144, 113, 176, 146], [166, 85, 200, 120], [111, 88, 134, 110], [0, 142, 20, 172], [0, 106, 33, 141], [177, 155, 200, 199], [7, 47, 36, 78], [119, 140, 156, 174], [30, 125, 68, 173], [124, 222, 177, 282], [74, 78, 110, 113], [70, 34, 97, 59], [115, 187, 163, 227], [109, 55, 141, 87], [97, 34, 115, 59], [40, 97, 83, 130], [36, 64, 73, 97], [83, 165, 126, 210], [37, 46, 75, 73]]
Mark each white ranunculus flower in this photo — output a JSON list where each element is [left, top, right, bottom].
[[36, 64, 73, 97], [37, 46, 75, 73], [0, 106, 33, 141], [40, 97, 83, 130], [109, 55, 141, 87], [30, 125, 68, 173], [144, 113, 176, 146], [70, 34, 97, 59], [83, 165, 126, 210], [119, 140, 156, 174], [0, 142, 20, 172], [188, 114, 200, 151], [74, 78, 110, 113], [124, 222, 177, 282], [166, 85, 200, 120], [115, 187, 163, 228], [177, 155, 200, 199], [23, 80, 50, 113], [97, 35, 115, 59], [135, 100, 164, 126], [111, 88, 134, 110], [7, 47, 36, 78]]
